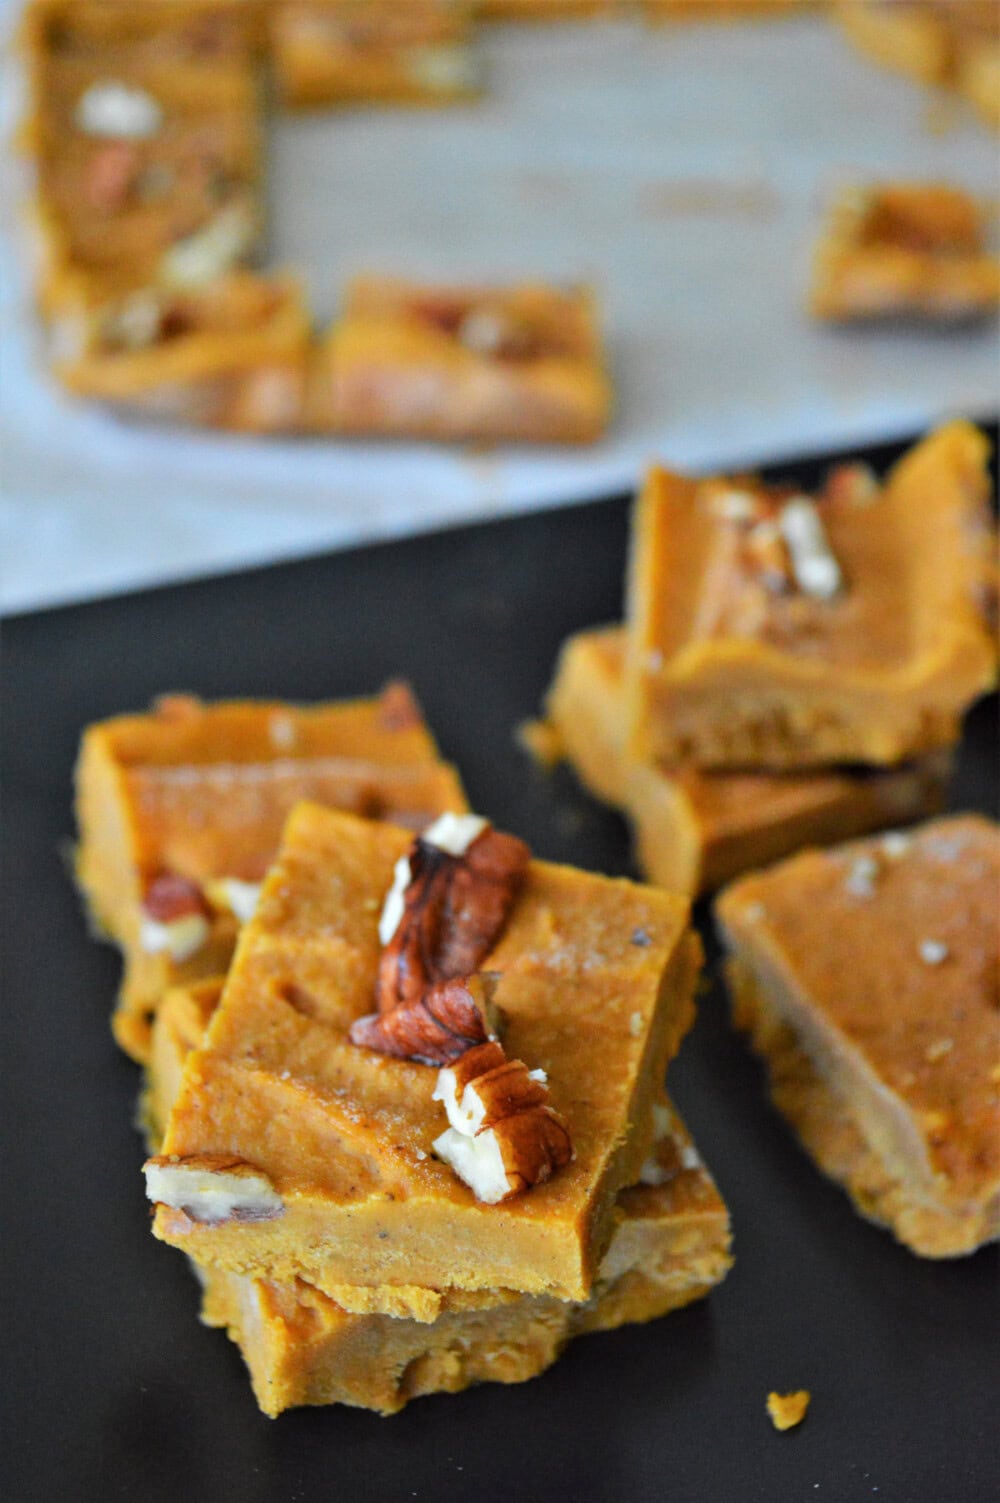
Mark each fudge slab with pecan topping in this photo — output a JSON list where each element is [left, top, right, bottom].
[[542, 625, 951, 895], [810, 182, 1000, 323], [624, 422, 997, 770], [317, 277, 611, 444], [48, 271, 313, 432], [270, 1, 479, 111], [21, 0, 263, 309], [145, 981, 729, 1416], [149, 803, 700, 1312], [716, 815, 1000, 1257], [75, 687, 467, 1063]]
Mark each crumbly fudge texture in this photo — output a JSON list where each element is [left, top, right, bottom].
[[151, 803, 699, 1311], [810, 181, 1000, 322], [624, 422, 997, 769], [544, 624, 951, 895], [75, 687, 467, 1061], [320, 277, 611, 443], [717, 815, 1000, 1257]]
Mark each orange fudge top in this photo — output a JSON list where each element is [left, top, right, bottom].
[[717, 815, 1000, 1220], [150, 803, 699, 1309], [82, 686, 467, 884], [624, 422, 997, 766]]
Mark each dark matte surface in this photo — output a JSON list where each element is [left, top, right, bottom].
[[3, 428, 998, 1503]]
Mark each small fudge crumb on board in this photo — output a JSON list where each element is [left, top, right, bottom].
[[767, 1389, 811, 1431]]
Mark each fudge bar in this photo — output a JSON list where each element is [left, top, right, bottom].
[[21, 0, 263, 304], [624, 422, 998, 770], [717, 816, 1000, 1257], [542, 625, 951, 895], [810, 181, 1000, 322], [270, 1, 480, 110], [146, 981, 729, 1416], [319, 276, 611, 443], [48, 270, 312, 431], [75, 687, 467, 1062], [146, 803, 700, 1312]]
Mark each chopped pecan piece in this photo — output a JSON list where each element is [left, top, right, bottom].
[[349, 975, 501, 1066], [376, 823, 529, 1013], [86, 141, 139, 211], [432, 1041, 573, 1204], [457, 304, 537, 361], [143, 1153, 284, 1225], [142, 872, 210, 923]]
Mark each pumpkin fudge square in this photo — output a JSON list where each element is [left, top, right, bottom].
[[624, 422, 997, 770], [717, 816, 1000, 1258], [146, 803, 700, 1315], [75, 686, 467, 1062], [540, 625, 950, 896], [146, 982, 730, 1416]]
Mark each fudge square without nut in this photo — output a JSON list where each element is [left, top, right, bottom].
[[145, 984, 730, 1416], [624, 422, 997, 771], [541, 625, 951, 896], [147, 803, 701, 1313], [75, 686, 467, 1062], [717, 816, 1000, 1258]]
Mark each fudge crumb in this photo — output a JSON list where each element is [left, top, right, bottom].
[[517, 717, 562, 768], [881, 831, 912, 859], [845, 855, 879, 898], [919, 939, 949, 966], [925, 1038, 954, 1063], [767, 1390, 810, 1431]]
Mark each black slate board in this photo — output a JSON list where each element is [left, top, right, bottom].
[[3, 427, 998, 1503]]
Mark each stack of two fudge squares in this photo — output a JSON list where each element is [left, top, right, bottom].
[[77, 686, 731, 1415], [539, 420, 998, 900]]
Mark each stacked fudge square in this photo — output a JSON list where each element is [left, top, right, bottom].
[[539, 419, 1000, 1259], [538, 421, 997, 899], [76, 685, 731, 1415]]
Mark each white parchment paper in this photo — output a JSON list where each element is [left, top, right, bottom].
[[2, 9, 997, 613]]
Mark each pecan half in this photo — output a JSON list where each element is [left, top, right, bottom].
[[349, 975, 501, 1066], [376, 825, 529, 1013]]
